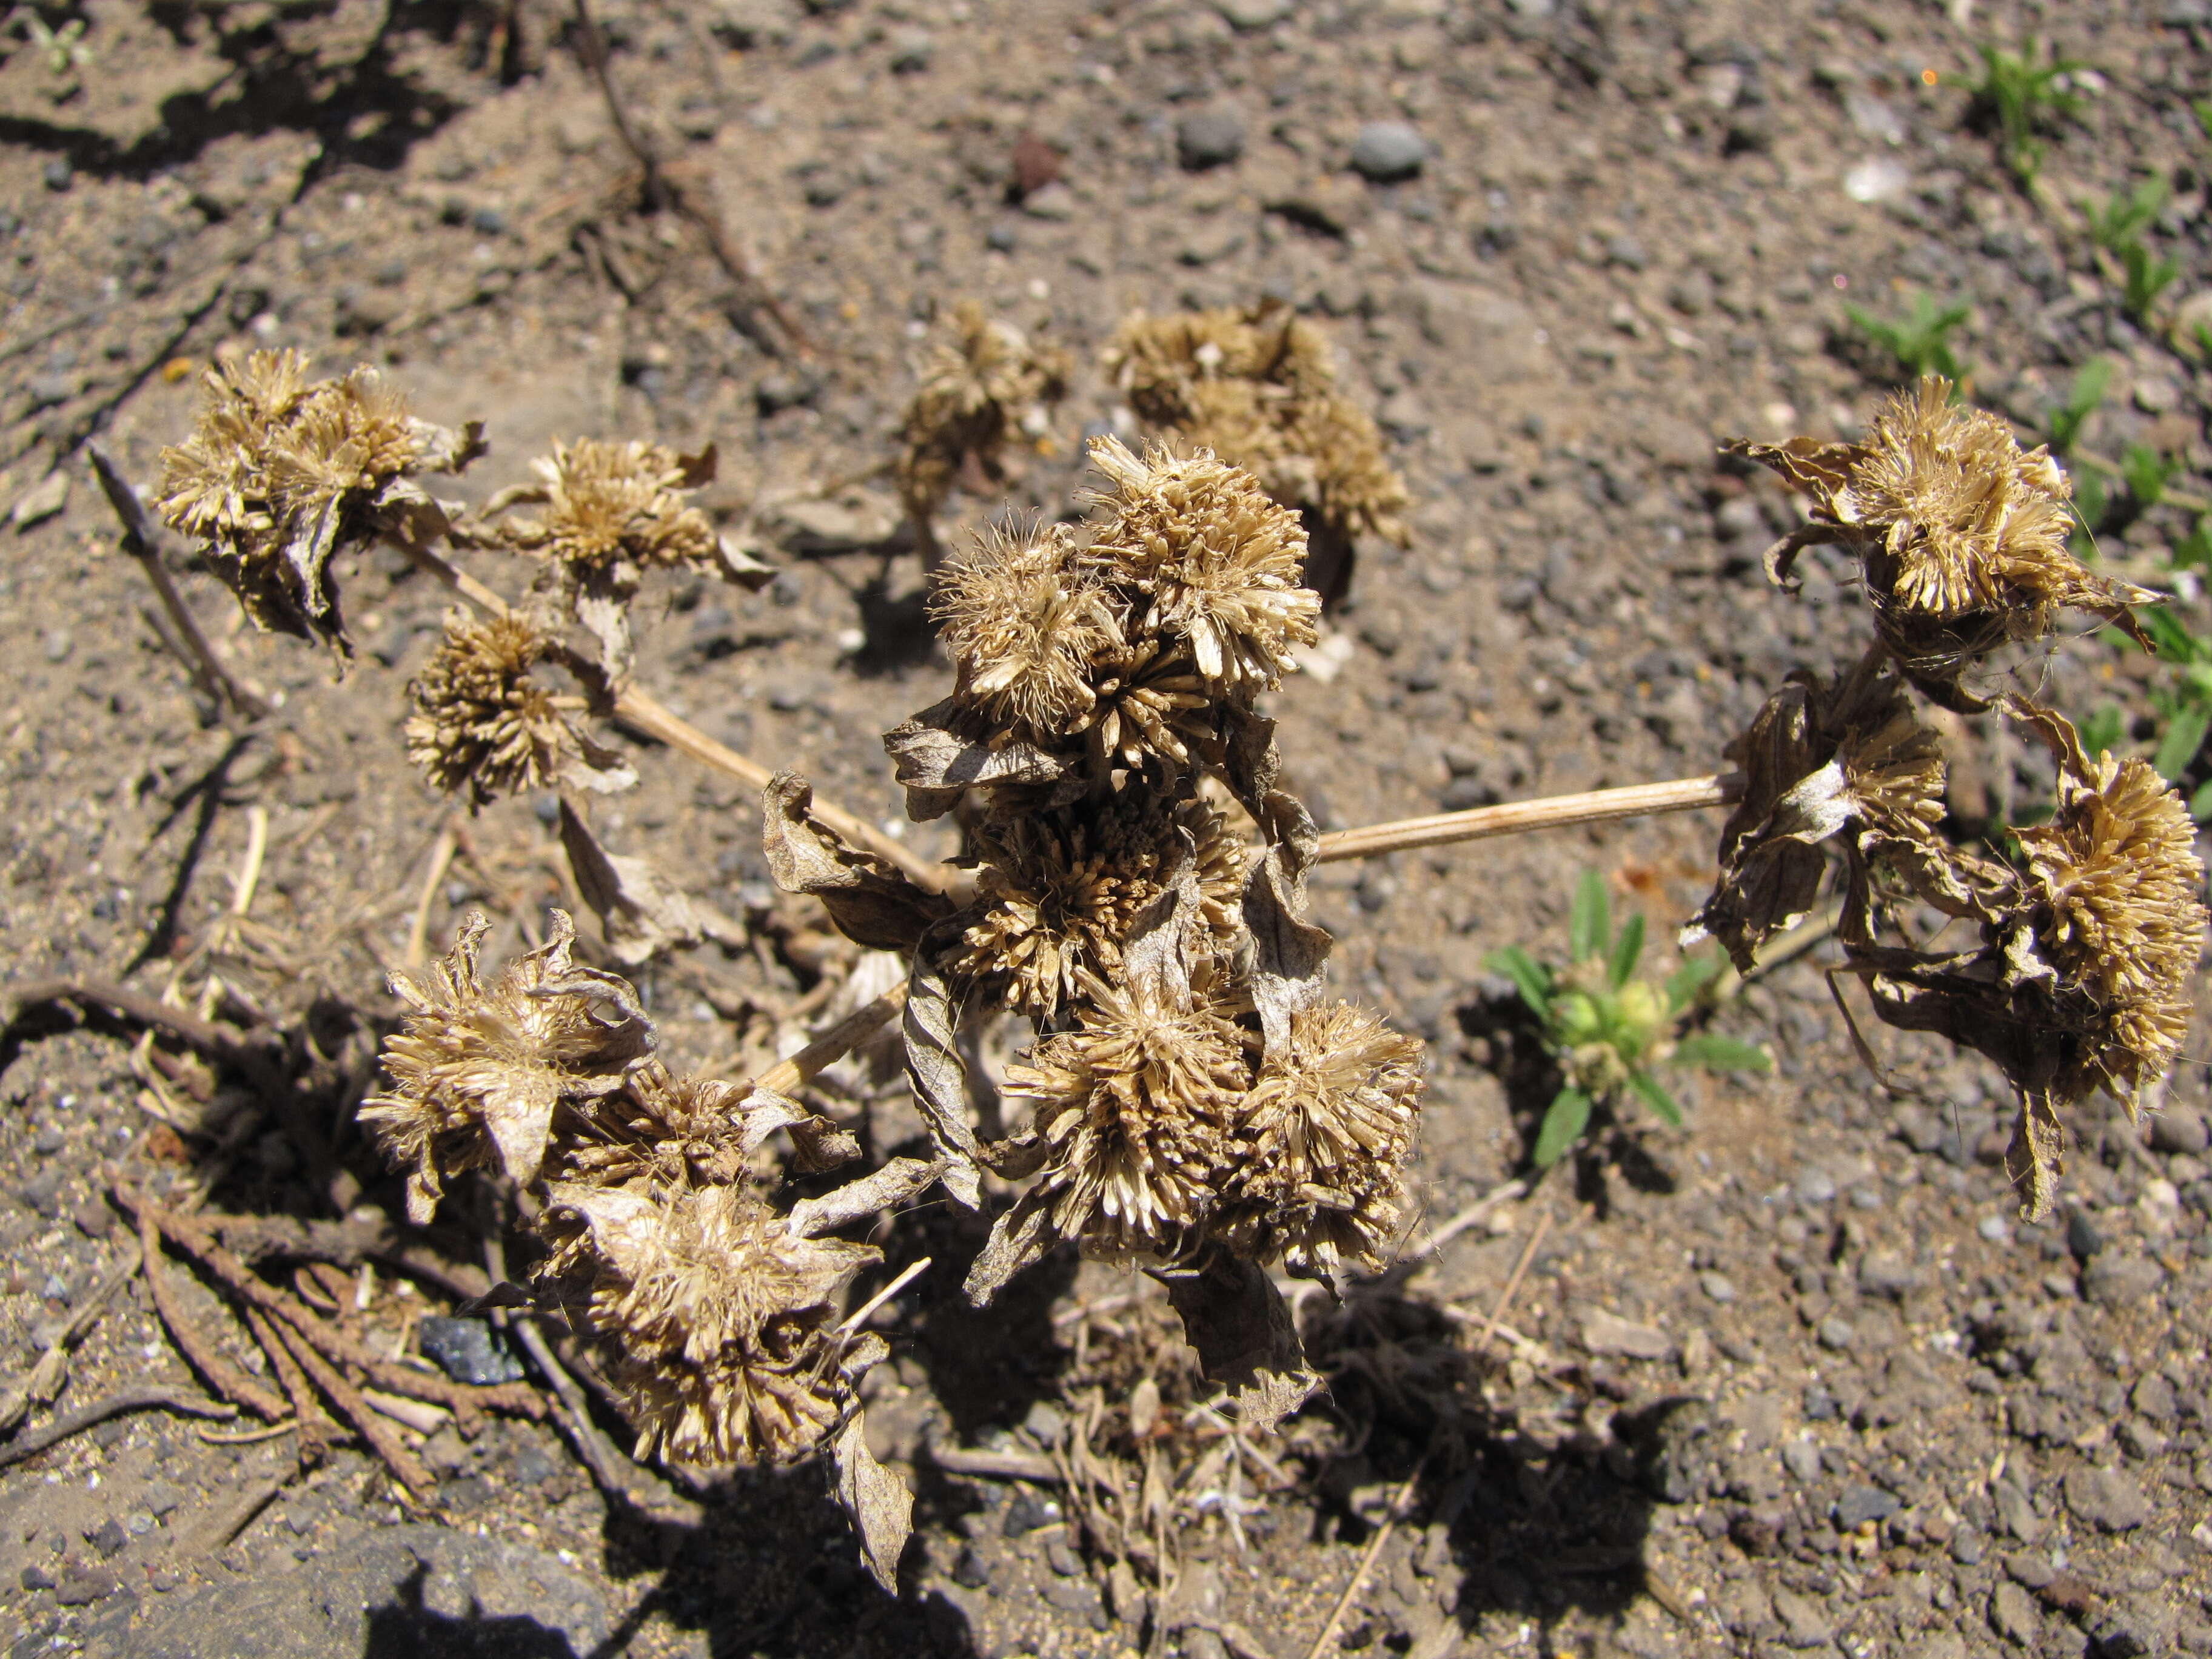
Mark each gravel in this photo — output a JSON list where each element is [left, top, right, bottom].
[[1349, 122, 1426, 182]]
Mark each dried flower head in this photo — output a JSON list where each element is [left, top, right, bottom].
[[546, 1179, 881, 1465], [1732, 378, 2154, 705], [1073, 637, 1218, 780], [1216, 1001, 1425, 1276], [932, 521, 1122, 737], [1105, 303, 1408, 600], [2016, 729, 2207, 1104], [1005, 972, 1252, 1261], [403, 609, 635, 805], [896, 301, 1069, 538], [1086, 437, 1319, 692], [951, 796, 1247, 1019], [360, 911, 652, 1223], [481, 438, 766, 678], [156, 350, 483, 649]]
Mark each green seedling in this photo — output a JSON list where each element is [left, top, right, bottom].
[[1846, 290, 1969, 383], [2123, 443, 2180, 511], [2044, 357, 2111, 456], [2070, 464, 2110, 558], [2173, 515, 2212, 572], [1487, 871, 1770, 1170], [1957, 37, 2085, 184], [2086, 176, 2168, 255], [18, 12, 91, 76], [2138, 608, 2212, 809], [2120, 240, 2180, 326]]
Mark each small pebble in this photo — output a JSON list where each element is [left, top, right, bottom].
[[887, 26, 933, 72], [1834, 1483, 1900, 1530], [1697, 1271, 1737, 1304], [2066, 1210, 2105, 1259], [1794, 1170, 1837, 1205], [44, 157, 73, 192], [1817, 1316, 1857, 1352], [1979, 1215, 2013, 1244], [417, 1316, 526, 1386], [1349, 121, 1426, 182], [1177, 109, 1246, 170], [1781, 1438, 1822, 1483], [43, 629, 72, 663]]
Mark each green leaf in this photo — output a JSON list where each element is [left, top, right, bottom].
[[2077, 703, 2126, 759], [1569, 871, 1609, 964], [2140, 604, 2200, 662], [1664, 951, 1728, 1014], [1533, 1087, 1592, 1168], [1627, 1070, 1683, 1128], [2155, 703, 2210, 782], [1485, 946, 1553, 1019], [2191, 778, 2212, 823], [1606, 911, 1646, 991], [1674, 1033, 1774, 1073]]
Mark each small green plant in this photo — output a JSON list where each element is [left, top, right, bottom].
[[2077, 703, 2127, 758], [1487, 873, 1769, 1169], [2119, 240, 2181, 326], [2122, 442, 2180, 511], [2137, 608, 2212, 812], [1957, 37, 2085, 184], [1846, 289, 1969, 383], [16, 11, 92, 77], [2173, 515, 2212, 572], [2086, 176, 2168, 255], [2044, 357, 2111, 456]]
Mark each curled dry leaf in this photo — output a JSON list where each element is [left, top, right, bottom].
[[1156, 1248, 1319, 1434], [833, 1416, 915, 1594], [557, 796, 746, 966], [762, 773, 954, 953]]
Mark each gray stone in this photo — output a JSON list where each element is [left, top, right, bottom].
[[1993, 1478, 2042, 1544], [1580, 1309, 1671, 1359], [2131, 1373, 2178, 1423], [1214, 0, 1292, 28], [42, 629, 71, 663], [110, 1524, 609, 1658], [1019, 183, 1078, 221], [2063, 1464, 2149, 1531], [415, 1317, 526, 1386], [766, 494, 900, 552], [1794, 1168, 1837, 1205], [2066, 1210, 2105, 1259], [2152, 1110, 2210, 1155], [1177, 109, 1245, 170], [1835, 1483, 1900, 1530], [2085, 1253, 2165, 1307], [1907, 1634, 1968, 1659], [1771, 1586, 1832, 1647], [1990, 1580, 2042, 1644], [10, 470, 69, 529], [1817, 1316, 1857, 1352], [55, 1561, 116, 1606], [887, 26, 933, 71], [1858, 1251, 1917, 1298], [1349, 122, 1427, 182], [1781, 1438, 1822, 1483], [1698, 1272, 1737, 1304]]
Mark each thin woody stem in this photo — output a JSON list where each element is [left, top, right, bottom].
[[88, 444, 273, 723], [390, 539, 952, 891], [750, 984, 909, 1099], [1313, 773, 1743, 864]]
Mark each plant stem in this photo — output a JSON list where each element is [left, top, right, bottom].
[[1313, 773, 1742, 864], [750, 984, 909, 1098], [88, 443, 272, 723]]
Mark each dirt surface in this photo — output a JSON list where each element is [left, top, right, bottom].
[[5, 2, 2212, 1657]]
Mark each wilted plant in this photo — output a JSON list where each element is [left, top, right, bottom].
[[1844, 290, 1968, 384], [1103, 300, 1408, 605], [894, 300, 1069, 561], [1701, 375, 2206, 1220], [1488, 873, 1765, 1169]]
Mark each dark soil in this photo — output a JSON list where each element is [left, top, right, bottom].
[[4, 2, 2212, 1657]]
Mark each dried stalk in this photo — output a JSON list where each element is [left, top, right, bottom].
[[1313, 774, 1743, 865], [0, 1247, 143, 1436], [1472, 1212, 1550, 1356], [390, 538, 949, 891], [1303, 1449, 1431, 1659], [87, 443, 272, 722], [752, 984, 908, 1098], [0, 1386, 235, 1470], [139, 1210, 287, 1421], [245, 1306, 332, 1460], [266, 1315, 434, 1496]]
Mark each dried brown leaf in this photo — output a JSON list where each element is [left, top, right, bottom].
[[832, 1415, 914, 1592], [558, 797, 745, 966], [762, 774, 953, 952], [1155, 1249, 1317, 1433]]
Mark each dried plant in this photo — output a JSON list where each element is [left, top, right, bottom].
[[1694, 380, 2207, 1221], [895, 300, 1069, 556], [471, 438, 771, 679], [157, 349, 484, 651], [404, 608, 637, 805], [1732, 375, 2154, 709], [1104, 300, 1408, 603]]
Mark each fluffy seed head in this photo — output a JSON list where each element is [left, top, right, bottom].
[[1217, 1001, 1425, 1275], [504, 438, 720, 588], [896, 301, 1068, 526], [404, 610, 586, 805], [952, 797, 1247, 1019], [1005, 973, 1252, 1262], [546, 1180, 879, 1466], [2018, 751, 2207, 1099], [933, 522, 1121, 736], [1085, 437, 1319, 691], [360, 911, 652, 1223]]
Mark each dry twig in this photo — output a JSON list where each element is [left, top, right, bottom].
[[1315, 774, 1741, 864], [0, 1246, 143, 1437], [1472, 1212, 1552, 1356], [0, 1386, 236, 1470], [1302, 1450, 1431, 1659], [266, 1315, 434, 1496], [139, 1209, 287, 1421]]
